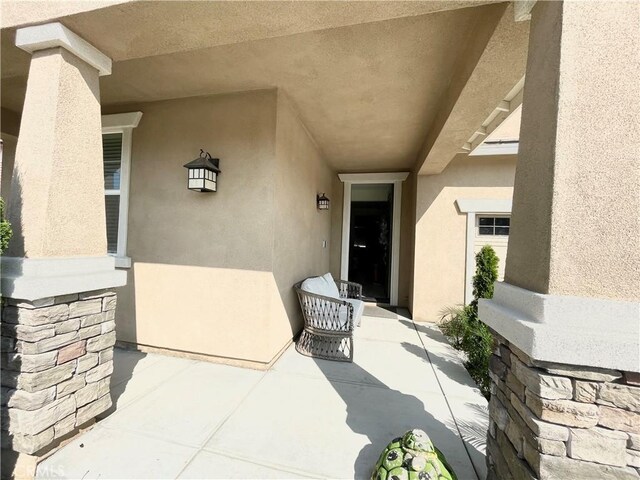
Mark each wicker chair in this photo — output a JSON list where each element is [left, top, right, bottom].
[[294, 276, 363, 362]]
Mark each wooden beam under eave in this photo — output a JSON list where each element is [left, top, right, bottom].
[[415, 3, 529, 176]]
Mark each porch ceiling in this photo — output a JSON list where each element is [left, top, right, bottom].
[[1, 1, 519, 172]]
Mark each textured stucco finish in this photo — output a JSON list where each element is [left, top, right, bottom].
[[0, 0, 130, 29], [1, 107, 20, 137], [505, 1, 640, 301], [272, 91, 333, 351], [417, 3, 529, 175], [109, 89, 333, 365], [0, 1, 498, 60], [7, 47, 106, 258], [1, 4, 511, 173], [412, 154, 516, 322]]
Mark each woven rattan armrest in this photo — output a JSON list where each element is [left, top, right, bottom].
[[334, 279, 363, 300]]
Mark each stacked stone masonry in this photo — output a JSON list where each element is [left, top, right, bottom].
[[487, 330, 640, 480], [1, 290, 116, 455]]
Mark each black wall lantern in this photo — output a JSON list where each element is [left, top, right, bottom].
[[184, 150, 221, 192], [317, 193, 330, 210]]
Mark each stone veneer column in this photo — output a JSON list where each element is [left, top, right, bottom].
[[480, 1, 640, 479], [1, 23, 125, 479]]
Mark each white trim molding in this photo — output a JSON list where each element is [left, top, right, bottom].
[[469, 141, 519, 157], [102, 112, 143, 131], [16, 22, 112, 76], [514, 0, 537, 22], [479, 282, 640, 372], [1, 256, 127, 301], [456, 198, 512, 214], [465, 78, 523, 155], [338, 172, 409, 184], [102, 112, 143, 269], [456, 198, 512, 303], [339, 172, 409, 306]]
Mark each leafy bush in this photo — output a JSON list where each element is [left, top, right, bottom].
[[438, 305, 472, 350], [0, 197, 12, 255], [470, 245, 499, 310], [461, 320, 493, 397], [438, 245, 499, 399]]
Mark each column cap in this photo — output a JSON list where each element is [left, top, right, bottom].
[[1, 256, 126, 300], [16, 22, 112, 76], [479, 282, 640, 373]]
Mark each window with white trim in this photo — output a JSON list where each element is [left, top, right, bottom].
[[101, 112, 142, 268], [477, 216, 510, 236], [103, 133, 123, 254]]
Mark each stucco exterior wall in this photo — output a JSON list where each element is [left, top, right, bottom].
[[399, 173, 416, 308], [272, 92, 333, 351], [412, 154, 516, 322], [103, 88, 334, 367], [107, 90, 289, 366], [329, 174, 344, 280]]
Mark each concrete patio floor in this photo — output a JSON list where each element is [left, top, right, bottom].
[[37, 308, 488, 480]]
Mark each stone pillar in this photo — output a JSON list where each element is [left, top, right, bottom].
[[480, 1, 640, 479], [0, 23, 125, 479]]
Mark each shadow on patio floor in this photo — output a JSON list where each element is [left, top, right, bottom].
[[97, 347, 148, 419], [314, 352, 479, 478]]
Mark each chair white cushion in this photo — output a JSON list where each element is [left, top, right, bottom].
[[301, 276, 334, 298], [301, 274, 363, 328], [339, 298, 364, 328], [321, 272, 341, 299], [347, 298, 365, 327]]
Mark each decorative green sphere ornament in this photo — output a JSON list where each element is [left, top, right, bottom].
[[371, 429, 457, 480]]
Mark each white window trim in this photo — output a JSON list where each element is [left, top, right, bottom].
[[102, 112, 142, 269], [338, 172, 410, 306], [455, 198, 512, 304]]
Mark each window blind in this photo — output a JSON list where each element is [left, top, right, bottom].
[[103, 133, 123, 254], [103, 133, 123, 190]]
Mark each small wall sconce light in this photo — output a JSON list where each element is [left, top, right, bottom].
[[317, 193, 330, 210], [184, 150, 221, 192]]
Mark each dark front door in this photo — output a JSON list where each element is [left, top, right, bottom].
[[348, 183, 393, 303]]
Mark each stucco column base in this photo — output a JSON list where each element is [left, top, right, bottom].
[[486, 333, 640, 480], [1, 289, 118, 478]]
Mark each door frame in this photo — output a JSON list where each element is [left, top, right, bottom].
[[338, 172, 409, 305]]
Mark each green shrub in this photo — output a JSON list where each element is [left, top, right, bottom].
[[470, 245, 499, 311], [438, 305, 472, 350], [0, 197, 12, 255], [438, 245, 499, 399], [461, 320, 493, 397]]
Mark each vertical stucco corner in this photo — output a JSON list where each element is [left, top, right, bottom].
[[271, 89, 334, 353]]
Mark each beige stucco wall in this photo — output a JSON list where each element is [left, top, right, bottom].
[[328, 173, 415, 307], [329, 174, 344, 280], [505, 0, 640, 302], [106, 89, 334, 367], [412, 154, 516, 322], [272, 92, 333, 349], [108, 90, 277, 365]]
